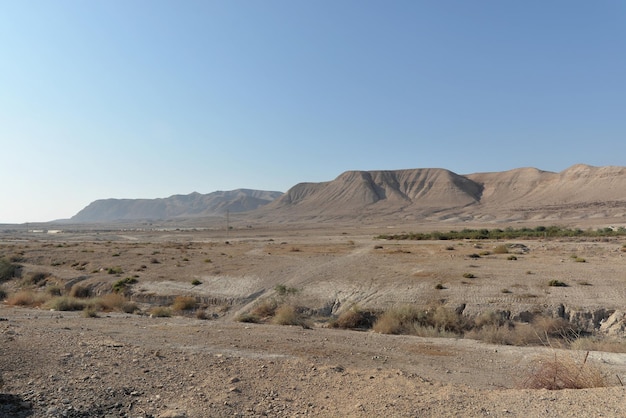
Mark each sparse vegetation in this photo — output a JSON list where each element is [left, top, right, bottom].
[[45, 296, 88, 311], [69, 284, 92, 298], [376, 225, 626, 241], [521, 352, 606, 390], [149, 307, 172, 317], [0, 258, 21, 282], [171, 296, 197, 311], [271, 304, 305, 326], [493, 245, 509, 254], [107, 266, 124, 275], [548, 279, 568, 287], [507, 255, 517, 260], [6, 290, 49, 307], [191, 279, 202, 286], [274, 284, 298, 296], [462, 273, 476, 279], [112, 276, 138, 293], [330, 305, 375, 329]]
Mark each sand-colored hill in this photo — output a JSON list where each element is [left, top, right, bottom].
[[255, 164, 626, 225], [71, 189, 283, 222]]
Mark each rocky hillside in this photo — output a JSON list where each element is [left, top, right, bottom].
[[254, 164, 626, 224], [71, 189, 283, 222]]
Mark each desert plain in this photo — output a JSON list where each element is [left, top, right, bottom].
[[1, 220, 626, 417]]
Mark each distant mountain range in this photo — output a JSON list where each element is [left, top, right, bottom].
[[71, 189, 283, 222], [70, 164, 626, 224]]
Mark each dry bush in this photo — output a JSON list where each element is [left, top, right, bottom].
[[23, 271, 49, 286], [6, 290, 49, 307], [493, 245, 509, 254], [95, 293, 137, 313], [69, 284, 92, 298], [532, 316, 575, 339], [272, 304, 306, 326], [330, 306, 375, 329], [250, 299, 279, 319], [149, 307, 172, 317], [521, 352, 606, 390], [171, 296, 197, 311], [45, 296, 88, 311], [235, 313, 260, 323], [570, 337, 626, 353], [373, 305, 429, 335]]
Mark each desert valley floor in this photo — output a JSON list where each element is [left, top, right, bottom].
[[1, 223, 625, 417]]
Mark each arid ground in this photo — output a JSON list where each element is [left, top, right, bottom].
[[1, 224, 625, 417]]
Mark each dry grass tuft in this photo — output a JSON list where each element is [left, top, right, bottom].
[[521, 352, 606, 390], [171, 296, 197, 311], [250, 299, 279, 318], [6, 290, 49, 307], [95, 293, 137, 313], [149, 306, 172, 317], [45, 296, 88, 311], [69, 284, 92, 298], [330, 306, 375, 329], [272, 304, 306, 326]]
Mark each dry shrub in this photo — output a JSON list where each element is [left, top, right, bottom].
[[272, 304, 306, 326], [521, 352, 606, 390], [171, 296, 197, 311], [149, 307, 172, 317], [570, 337, 626, 353], [23, 271, 49, 286], [45, 296, 88, 311], [250, 299, 279, 318], [6, 290, 49, 307], [373, 305, 429, 335], [69, 284, 92, 298], [330, 306, 375, 329], [532, 316, 575, 339], [95, 293, 137, 313], [235, 313, 260, 323], [493, 244, 509, 254]]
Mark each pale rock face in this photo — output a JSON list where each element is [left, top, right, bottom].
[[600, 310, 626, 337]]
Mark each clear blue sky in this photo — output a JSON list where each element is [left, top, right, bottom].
[[1, 1, 625, 223]]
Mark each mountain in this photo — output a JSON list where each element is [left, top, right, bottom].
[[71, 189, 283, 222], [253, 165, 626, 224], [70, 164, 626, 225], [258, 168, 482, 221]]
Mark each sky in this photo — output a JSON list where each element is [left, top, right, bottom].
[[1, 1, 625, 223]]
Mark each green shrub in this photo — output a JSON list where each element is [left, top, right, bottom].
[[107, 266, 124, 275], [191, 279, 202, 286], [112, 277, 138, 293], [462, 273, 476, 279], [0, 258, 21, 282], [274, 284, 298, 296]]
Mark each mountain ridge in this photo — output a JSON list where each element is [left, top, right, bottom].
[[70, 164, 626, 224]]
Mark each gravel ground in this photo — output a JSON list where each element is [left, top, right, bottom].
[[1, 306, 625, 418]]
